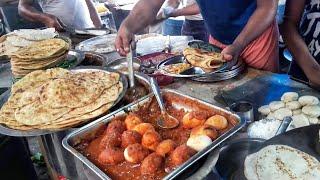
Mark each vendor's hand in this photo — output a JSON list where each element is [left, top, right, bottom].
[[156, 6, 175, 20], [115, 25, 134, 56], [221, 43, 243, 62], [42, 14, 64, 31], [308, 70, 320, 91]]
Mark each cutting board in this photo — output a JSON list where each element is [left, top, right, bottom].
[[214, 74, 320, 120]]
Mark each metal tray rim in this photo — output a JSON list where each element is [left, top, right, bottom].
[[62, 89, 245, 180]]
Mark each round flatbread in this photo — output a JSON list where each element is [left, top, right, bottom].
[[244, 145, 320, 180], [292, 109, 302, 115], [288, 114, 310, 130]]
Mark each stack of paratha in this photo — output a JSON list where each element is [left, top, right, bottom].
[[0, 68, 123, 131], [10, 38, 70, 78], [0, 28, 57, 56], [244, 145, 320, 180], [183, 47, 225, 71]]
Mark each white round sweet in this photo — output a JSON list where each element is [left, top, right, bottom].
[[307, 116, 319, 124], [186, 135, 212, 152], [281, 92, 299, 103], [274, 108, 292, 120], [267, 112, 275, 119], [292, 109, 302, 115], [288, 114, 310, 131], [285, 101, 301, 110], [302, 105, 320, 118], [298, 96, 319, 106], [269, 101, 285, 112], [258, 105, 271, 115]]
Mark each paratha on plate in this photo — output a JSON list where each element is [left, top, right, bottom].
[[183, 47, 225, 69]]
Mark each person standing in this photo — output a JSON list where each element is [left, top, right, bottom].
[[115, 0, 279, 72], [280, 0, 320, 89], [18, 0, 102, 31]]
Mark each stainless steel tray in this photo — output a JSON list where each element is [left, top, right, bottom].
[[62, 89, 245, 180], [75, 34, 117, 54], [0, 67, 128, 137], [191, 59, 246, 82], [55, 50, 85, 69], [157, 55, 228, 78]]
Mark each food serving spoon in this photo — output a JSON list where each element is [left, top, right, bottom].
[[150, 77, 179, 129]]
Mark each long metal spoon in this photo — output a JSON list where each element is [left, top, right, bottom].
[[150, 77, 179, 129]]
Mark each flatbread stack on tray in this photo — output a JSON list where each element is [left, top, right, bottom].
[[0, 68, 123, 131], [183, 47, 225, 72], [244, 145, 320, 180], [10, 38, 70, 78], [0, 28, 57, 57]]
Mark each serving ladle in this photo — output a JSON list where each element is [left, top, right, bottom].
[[150, 77, 179, 129]]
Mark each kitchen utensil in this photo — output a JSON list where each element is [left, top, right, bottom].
[[275, 116, 292, 135], [230, 101, 254, 125], [150, 77, 179, 129]]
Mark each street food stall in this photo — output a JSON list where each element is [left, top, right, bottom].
[[0, 1, 320, 180]]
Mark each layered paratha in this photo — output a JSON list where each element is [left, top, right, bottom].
[[183, 47, 225, 69], [0, 68, 123, 131]]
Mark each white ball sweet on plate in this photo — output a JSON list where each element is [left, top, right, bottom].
[[258, 105, 271, 115], [285, 101, 301, 110], [298, 96, 319, 106], [274, 108, 292, 120], [281, 92, 299, 103], [287, 114, 310, 131], [267, 112, 275, 119], [302, 105, 320, 118], [292, 109, 302, 115], [186, 135, 212, 152], [269, 101, 285, 112]]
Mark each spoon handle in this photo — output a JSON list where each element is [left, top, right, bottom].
[[275, 116, 292, 135], [150, 77, 166, 112], [127, 44, 135, 88]]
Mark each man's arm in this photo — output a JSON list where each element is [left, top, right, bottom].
[[18, 0, 63, 31], [115, 0, 165, 55], [85, 0, 102, 28], [280, 0, 320, 89], [169, 3, 200, 17], [221, 0, 278, 61]]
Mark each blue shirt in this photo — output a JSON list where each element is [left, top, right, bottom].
[[196, 0, 257, 45]]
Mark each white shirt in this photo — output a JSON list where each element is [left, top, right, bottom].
[[182, 0, 203, 21], [38, 0, 94, 29]]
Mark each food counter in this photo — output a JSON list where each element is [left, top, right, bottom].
[[0, 28, 319, 180]]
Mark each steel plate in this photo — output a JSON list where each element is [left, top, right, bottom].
[[75, 34, 117, 54], [157, 55, 228, 78], [0, 67, 127, 137], [62, 89, 245, 180]]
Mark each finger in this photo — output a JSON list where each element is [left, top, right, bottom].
[[122, 36, 130, 53], [115, 35, 125, 55], [222, 53, 233, 61]]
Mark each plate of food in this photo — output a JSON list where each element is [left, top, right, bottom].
[[157, 41, 228, 78], [63, 89, 245, 180], [0, 67, 127, 136]]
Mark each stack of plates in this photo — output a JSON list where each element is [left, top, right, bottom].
[[192, 59, 246, 82], [10, 38, 70, 78]]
